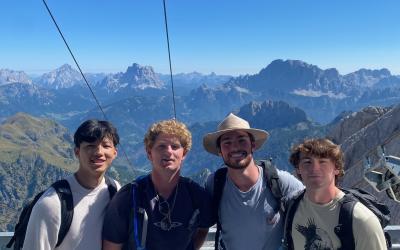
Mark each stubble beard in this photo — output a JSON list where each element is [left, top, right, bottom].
[[223, 152, 253, 170]]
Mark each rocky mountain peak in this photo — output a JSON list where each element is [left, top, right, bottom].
[[37, 64, 83, 89], [120, 63, 164, 90], [344, 68, 392, 88], [328, 106, 390, 144], [0, 69, 32, 85], [237, 100, 309, 130]]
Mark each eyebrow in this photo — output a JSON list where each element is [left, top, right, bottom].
[[220, 134, 248, 141]]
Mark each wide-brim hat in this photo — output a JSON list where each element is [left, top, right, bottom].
[[203, 113, 269, 155]]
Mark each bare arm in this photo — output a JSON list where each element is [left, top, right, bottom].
[[102, 240, 123, 250], [193, 228, 209, 250]]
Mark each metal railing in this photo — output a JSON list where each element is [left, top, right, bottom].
[[1, 226, 399, 249]]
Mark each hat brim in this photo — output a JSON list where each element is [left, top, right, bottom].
[[203, 128, 269, 155]]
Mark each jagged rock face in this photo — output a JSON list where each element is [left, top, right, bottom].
[[119, 63, 164, 90], [237, 100, 309, 130], [343, 68, 392, 88], [0, 69, 32, 85], [37, 64, 84, 89], [330, 105, 400, 223], [328, 106, 390, 144]]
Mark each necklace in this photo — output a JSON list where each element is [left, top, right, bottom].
[[156, 182, 179, 231]]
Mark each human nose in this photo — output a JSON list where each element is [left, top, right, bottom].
[[310, 160, 322, 170], [93, 145, 104, 155]]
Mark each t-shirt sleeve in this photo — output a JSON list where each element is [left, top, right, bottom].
[[22, 188, 60, 250], [204, 172, 214, 194], [196, 184, 215, 228], [102, 183, 132, 244], [277, 169, 305, 198], [353, 202, 387, 250]]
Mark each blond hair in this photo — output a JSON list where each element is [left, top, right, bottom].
[[144, 119, 192, 153]]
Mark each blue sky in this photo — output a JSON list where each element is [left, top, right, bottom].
[[1, 0, 400, 76]]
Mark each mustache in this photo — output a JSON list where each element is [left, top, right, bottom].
[[228, 151, 248, 157]]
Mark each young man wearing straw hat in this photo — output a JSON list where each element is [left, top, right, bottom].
[[203, 113, 303, 250]]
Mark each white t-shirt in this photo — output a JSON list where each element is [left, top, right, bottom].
[[22, 175, 119, 250]]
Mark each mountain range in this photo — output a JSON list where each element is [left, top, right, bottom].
[[1, 59, 400, 127], [1, 59, 400, 230]]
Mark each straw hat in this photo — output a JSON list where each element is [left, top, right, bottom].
[[203, 113, 269, 155]]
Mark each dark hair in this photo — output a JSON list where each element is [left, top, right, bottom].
[[289, 138, 345, 182], [74, 120, 119, 148]]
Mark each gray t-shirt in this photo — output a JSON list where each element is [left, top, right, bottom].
[[206, 166, 304, 250]]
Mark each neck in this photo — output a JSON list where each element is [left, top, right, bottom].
[[151, 171, 180, 199], [305, 185, 340, 204], [227, 160, 259, 192], [74, 171, 104, 189]]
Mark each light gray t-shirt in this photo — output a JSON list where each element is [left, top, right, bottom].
[[206, 166, 304, 250]]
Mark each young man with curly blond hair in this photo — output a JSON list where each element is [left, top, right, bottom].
[[103, 119, 214, 250]]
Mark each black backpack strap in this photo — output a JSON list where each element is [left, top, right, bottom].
[[105, 176, 118, 199], [6, 190, 46, 249], [336, 188, 392, 249], [51, 179, 73, 248], [258, 159, 283, 213], [282, 190, 305, 250], [213, 167, 228, 250], [335, 194, 356, 250]]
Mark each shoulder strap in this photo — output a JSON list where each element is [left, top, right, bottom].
[[213, 167, 228, 250], [6, 190, 46, 249], [51, 179, 73, 248], [105, 176, 118, 199], [335, 193, 356, 250], [129, 175, 148, 250], [282, 190, 305, 250], [336, 188, 392, 249], [258, 159, 283, 212]]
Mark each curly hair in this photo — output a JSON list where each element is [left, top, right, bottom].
[[289, 138, 345, 182], [144, 119, 192, 153]]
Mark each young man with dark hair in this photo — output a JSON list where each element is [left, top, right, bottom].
[[203, 113, 304, 250], [284, 138, 386, 250], [23, 119, 120, 250], [103, 119, 213, 250]]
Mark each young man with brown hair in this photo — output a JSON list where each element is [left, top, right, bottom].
[[284, 138, 387, 250]]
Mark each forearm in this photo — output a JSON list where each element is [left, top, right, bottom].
[[102, 240, 123, 250], [193, 228, 209, 250]]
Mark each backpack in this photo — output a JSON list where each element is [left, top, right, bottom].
[[282, 187, 391, 250], [212, 159, 283, 250], [7, 176, 117, 250], [127, 175, 201, 250]]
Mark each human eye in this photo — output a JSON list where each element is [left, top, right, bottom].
[[156, 144, 167, 150], [319, 159, 330, 165], [171, 144, 182, 150], [300, 159, 311, 166]]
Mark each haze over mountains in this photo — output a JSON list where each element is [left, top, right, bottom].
[[1, 59, 400, 230], [1, 59, 400, 126]]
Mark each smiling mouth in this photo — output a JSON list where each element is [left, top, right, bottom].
[[91, 159, 105, 165], [229, 152, 247, 158]]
